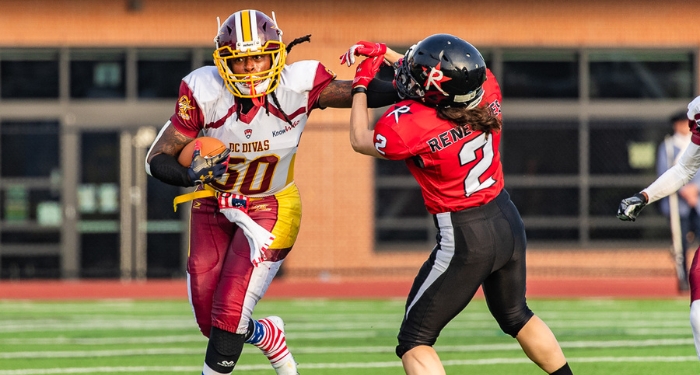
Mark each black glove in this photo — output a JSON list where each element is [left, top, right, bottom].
[[187, 146, 230, 186], [617, 193, 648, 221]]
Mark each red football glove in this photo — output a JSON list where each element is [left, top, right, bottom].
[[352, 56, 385, 90], [339, 41, 387, 66]]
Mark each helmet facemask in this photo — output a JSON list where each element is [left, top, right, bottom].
[[394, 47, 425, 101], [213, 10, 287, 98]]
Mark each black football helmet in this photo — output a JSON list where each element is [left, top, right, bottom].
[[394, 34, 486, 108]]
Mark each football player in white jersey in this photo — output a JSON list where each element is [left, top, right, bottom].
[[145, 9, 398, 375], [618, 95, 700, 360]]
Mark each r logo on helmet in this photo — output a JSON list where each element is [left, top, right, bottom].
[[423, 63, 451, 95]]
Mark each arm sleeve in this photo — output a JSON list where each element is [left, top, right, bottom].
[[366, 79, 400, 108], [643, 142, 700, 204], [148, 153, 193, 187]]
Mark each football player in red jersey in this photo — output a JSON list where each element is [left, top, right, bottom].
[[145, 9, 399, 375], [344, 34, 573, 375], [618, 95, 700, 360]]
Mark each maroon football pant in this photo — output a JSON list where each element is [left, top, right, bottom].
[[186, 186, 300, 337], [690, 247, 700, 303]]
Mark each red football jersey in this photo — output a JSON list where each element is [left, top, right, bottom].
[[373, 69, 504, 214]]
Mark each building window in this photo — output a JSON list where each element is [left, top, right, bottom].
[[589, 51, 694, 99], [374, 158, 431, 248], [70, 50, 126, 98], [1, 121, 60, 177], [502, 50, 579, 98], [1, 49, 59, 99], [138, 49, 192, 98], [501, 119, 579, 175], [0, 120, 61, 278]]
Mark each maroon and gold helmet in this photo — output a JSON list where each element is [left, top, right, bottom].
[[213, 10, 287, 98]]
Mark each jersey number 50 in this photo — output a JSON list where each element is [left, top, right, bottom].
[[211, 155, 279, 195]]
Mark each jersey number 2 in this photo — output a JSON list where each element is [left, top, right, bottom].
[[459, 133, 496, 197]]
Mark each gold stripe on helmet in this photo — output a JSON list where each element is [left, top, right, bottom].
[[240, 10, 253, 42]]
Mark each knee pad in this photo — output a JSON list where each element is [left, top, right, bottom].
[[205, 326, 246, 372], [395, 326, 438, 359], [395, 343, 419, 359], [495, 307, 534, 337]]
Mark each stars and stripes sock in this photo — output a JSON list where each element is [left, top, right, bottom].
[[245, 316, 298, 375]]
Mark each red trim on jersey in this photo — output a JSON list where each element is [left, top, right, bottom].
[[235, 101, 262, 124], [307, 63, 335, 112], [265, 104, 307, 124], [210, 104, 241, 130], [170, 81, 205, 139]]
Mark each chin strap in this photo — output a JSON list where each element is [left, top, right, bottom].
[[252, 95, 266, 108], [248, 81, 266, 107]]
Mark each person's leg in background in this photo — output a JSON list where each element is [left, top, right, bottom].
[[678, 215, 692, 291]]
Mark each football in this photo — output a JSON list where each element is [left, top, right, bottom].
[[177, 136, 228, 167]]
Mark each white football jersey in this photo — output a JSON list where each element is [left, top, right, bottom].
[[169, 61, 335, 197]]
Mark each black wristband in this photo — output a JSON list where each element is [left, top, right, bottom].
[[352, 86, 367, 96], [634, 192, 648, 204]]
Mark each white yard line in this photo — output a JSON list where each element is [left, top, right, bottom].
[[0, 315, 690, 333], [0, 338, 693, 359], [0, 356, 698, 374]]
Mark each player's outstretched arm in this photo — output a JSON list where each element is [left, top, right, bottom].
[[618, 95, 700, 221], [383, 47, 404, 65], [349, 56, 386, 158], [319, 79, 398, 109]]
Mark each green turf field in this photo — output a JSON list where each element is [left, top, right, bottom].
[[0, 298, 697, 374]]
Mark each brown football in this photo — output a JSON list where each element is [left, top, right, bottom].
[[177, 136, 228, 167]]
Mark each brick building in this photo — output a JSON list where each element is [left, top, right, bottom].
[[0, 0, 698, 280]]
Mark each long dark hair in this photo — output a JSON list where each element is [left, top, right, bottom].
[[436, 105, 502, 135]]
